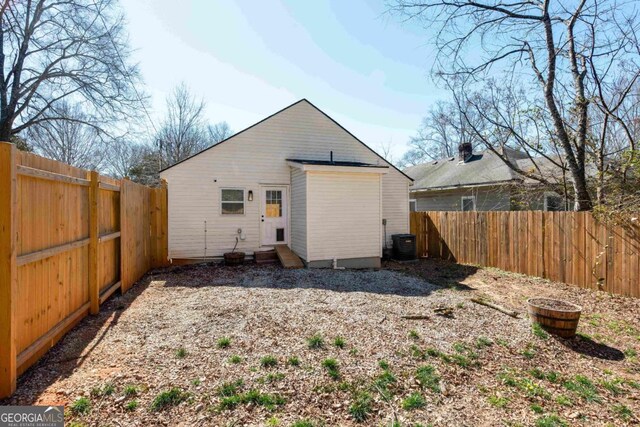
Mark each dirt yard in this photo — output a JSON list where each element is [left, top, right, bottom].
[[2, 260, 639, 426]]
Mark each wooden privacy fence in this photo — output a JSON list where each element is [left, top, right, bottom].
[[410, 211, 640, 298], [0, 142, 168, 398]]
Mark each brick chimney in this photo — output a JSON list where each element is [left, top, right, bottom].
[[458, 142, 473, 162]]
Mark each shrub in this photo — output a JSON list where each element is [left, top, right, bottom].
[[402, 392, 426, 410]]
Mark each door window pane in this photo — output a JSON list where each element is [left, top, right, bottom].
[[265, 190, 282, 217]]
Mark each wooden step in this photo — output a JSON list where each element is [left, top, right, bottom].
[[255, 249, 279, 264], [274, 245, 304, 269]]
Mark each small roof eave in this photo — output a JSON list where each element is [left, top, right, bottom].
[[287, 160, 389, 174]]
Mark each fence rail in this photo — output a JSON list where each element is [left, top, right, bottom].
[[0, 142, 168, 398], [410, 211, 640, 298]]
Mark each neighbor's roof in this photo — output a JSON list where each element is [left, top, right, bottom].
[[404, 146, 571, 191], [286, 159, 389, 168], [404, 148, 521, 191], [159, 99, 412, 181]]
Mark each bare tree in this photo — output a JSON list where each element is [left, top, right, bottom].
[[0, 0, 143, 141], [25, 101, 106, 169], [400, 98, 482, 167], [207, 121, 233, 144], [156, 83, 208, 167], [390, 0, 640, 210]]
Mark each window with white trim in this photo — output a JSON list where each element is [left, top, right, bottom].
[[221, 189, 245, 215], [461, 196, 476, 211], [409, 199, 417, 212]]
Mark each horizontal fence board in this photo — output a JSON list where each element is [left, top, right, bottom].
[[411, 211, 640, 298]]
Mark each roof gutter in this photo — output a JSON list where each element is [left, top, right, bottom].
[[410, 179, 522, 192]]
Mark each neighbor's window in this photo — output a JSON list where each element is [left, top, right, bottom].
[[409, 199, 417, 212], [544, 192, 564, 212], [221, 189, 245, 215], [461, 196, 476, 212]]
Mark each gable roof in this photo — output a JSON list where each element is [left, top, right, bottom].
[[159, 99, 412, 181], [405, 149, 520, 191], [405, 146, 569, 191]]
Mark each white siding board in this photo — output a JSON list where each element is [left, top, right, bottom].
[[160, 100, 411, 260], [290, 168, 307, 260], [306, 172, 381, 261]]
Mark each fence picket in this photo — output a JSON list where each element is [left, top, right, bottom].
[[411, 211, 639, 298], [0, 143, 168, 398]]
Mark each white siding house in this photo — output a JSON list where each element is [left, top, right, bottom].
[[159, 99, 412, 268]]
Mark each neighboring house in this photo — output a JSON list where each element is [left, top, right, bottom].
[[405, 143, 566, 212], [159, 99, 412, 268]]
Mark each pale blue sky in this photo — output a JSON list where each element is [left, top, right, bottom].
[[120, 0, 444, 159]]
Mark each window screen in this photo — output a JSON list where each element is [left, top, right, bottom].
[[221, 189, 244, 215]]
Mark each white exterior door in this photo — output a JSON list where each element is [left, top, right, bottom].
[[260, 186, 288, 246]]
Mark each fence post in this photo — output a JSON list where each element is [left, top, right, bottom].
[[88, 171, 99, 314], [0, 142, 17, 397], [120, 179, 127, 293]]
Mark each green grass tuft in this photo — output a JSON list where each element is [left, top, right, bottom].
[[563, 375, 600, 403], [175, 347, 188, 358], [488, 394, 509, 408], [349, 391, 373, 422], [260, 355, 278, 368], [287, 356, 301, 366], [535, 414, 567, 427], [307, 334, 324, 349], [125, 400, 139, 411], [532, 323, 549, 340], [333, 337, 346, 348], [409, 330, 420, 339], [70, 397, 91, 415], [402, 392, 426, 410], [322, 358, 340, 380], [123, 385, 138, 397], [150, 387, 189, 411], [228, 355, 242, 364], [415, 365, 440, 393], [217, 337, 231, 349], [613, 404, 633, 421], [217, 379, 244, 397]]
